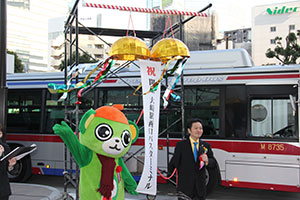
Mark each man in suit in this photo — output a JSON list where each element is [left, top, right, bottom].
[[169, 119, 216, 200]]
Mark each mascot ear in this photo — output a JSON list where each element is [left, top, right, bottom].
[[79, 109, 96, 134], [128, 120, 139, 144]]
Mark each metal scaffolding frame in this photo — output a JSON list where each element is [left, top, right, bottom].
[[62, 1, 211, 199]]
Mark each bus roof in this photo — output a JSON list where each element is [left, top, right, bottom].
[[186, 48, 254, 69], [6, 47, 300, 88], [125, 48, 254, 72], [6, 64, 300, 89]]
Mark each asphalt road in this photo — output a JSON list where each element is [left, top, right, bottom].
[[24, 175, 300, 200]]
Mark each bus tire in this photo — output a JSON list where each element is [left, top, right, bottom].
[[206, 162, 221, 196], [8, 155, 32, 182]]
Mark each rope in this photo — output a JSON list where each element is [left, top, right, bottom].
[[135, 109, 144, 125], [163, 16, 174, 38], [83, 3, 209, 17], [157, 168, 178, 187], [126, 12, 136, 37]]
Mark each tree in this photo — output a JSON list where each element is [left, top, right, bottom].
[[7, 50, 24, 73], [58, 53, 96, 71], [265, 30, 300, 65]]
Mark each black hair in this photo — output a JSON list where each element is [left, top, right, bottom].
[[186, 118, 203, 130]]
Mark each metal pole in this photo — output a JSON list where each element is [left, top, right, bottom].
[[75, 7, 80, 200], [63, 23, 68, 196], [179, 15, 185, 139], [0, 0, 7, 142]]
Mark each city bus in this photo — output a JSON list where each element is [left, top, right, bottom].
[[5, 49, 300, 193]]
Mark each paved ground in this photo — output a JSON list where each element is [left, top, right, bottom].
[[10, 183, 62, 200], [9, 183, 176, 200], [10, 182, 300, 200], [12, 175, 300, 200], [11, 176, 178, 200]]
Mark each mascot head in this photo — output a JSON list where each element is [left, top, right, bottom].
[[78, 105, 138, 158]]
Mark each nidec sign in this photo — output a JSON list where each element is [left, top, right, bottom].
[[267, 5, 299, 15]]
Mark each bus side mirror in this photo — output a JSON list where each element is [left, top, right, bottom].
[[289, 95, 297, 112]]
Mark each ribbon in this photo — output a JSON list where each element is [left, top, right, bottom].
[[199, 145, 208, 170], [162, 58, 187, 109], [76, 59, 113, 104], [48, 57, 113, 102]]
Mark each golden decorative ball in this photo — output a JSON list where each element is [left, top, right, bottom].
[[109, 36, 150, 61], [150, 38, 190, 62]]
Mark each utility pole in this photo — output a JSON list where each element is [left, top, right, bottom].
[[0, 0, 8, 142]]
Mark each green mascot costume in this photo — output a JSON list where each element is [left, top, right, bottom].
[[53, 105, 139, 200]]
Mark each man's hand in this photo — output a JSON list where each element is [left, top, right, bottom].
[[9, 157, 17, 167], [0, 145, 4, 156], [200, 154, 208, 165], [8, 157, 17, 171]]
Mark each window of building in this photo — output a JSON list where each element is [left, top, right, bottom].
[[270, 39, 276, 44], [270, 27, 276, 32], [95, 54, 104, 59], [289, 25, 295, 31], [8, 0, 29, 9], [87, 44, 92, 48], [95, 44, 104, 49]]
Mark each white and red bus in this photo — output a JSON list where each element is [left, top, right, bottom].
[[5, 49, 300, 193]]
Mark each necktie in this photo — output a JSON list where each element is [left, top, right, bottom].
[[193, 142, 198, 162]]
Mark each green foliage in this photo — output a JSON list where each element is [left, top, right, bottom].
[[58, 53, 96, 71], [162, 0, 173, 8], [7, 50, 24, 73], [265, 30, 300, 64]]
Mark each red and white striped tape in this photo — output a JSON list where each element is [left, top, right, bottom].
[[83, 3, 209, 17]]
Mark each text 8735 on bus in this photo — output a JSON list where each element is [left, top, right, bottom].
[[5, 49, 300, 193]]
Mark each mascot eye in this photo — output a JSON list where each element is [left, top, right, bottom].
[[121, 130, 131, 147], [95, 124, 113, 141]]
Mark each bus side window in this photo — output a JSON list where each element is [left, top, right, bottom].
[[184, 87, 221, 137], [7, 89, 42, 133], [225, 86, 247, 139], [45, 93, 66, 134], [250, 98, 296, 139]]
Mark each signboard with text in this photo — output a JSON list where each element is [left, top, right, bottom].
[[136, 60, 161, 196], [266, 5, 299, 15]]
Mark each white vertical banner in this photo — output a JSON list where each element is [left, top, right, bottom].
[[136, 60, 161, 195]]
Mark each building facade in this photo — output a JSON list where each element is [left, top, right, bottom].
[[152, 0, 218, 51], [49, 0, 149, 70], [7, 0, 69, 72], [252, 1, 300, 65], [49, 34, 111, 69], [150, 12, 218, 51], [222, 28, 252, 55]]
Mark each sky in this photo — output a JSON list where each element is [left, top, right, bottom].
[[204, 0, 292, 31], [78, 0, 295, 32]]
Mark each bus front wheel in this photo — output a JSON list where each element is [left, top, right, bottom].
[[8, 155, 32, 182]]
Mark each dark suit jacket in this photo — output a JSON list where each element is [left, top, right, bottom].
[[0, 141, 12, 198], [169, 138, 216, 198]]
